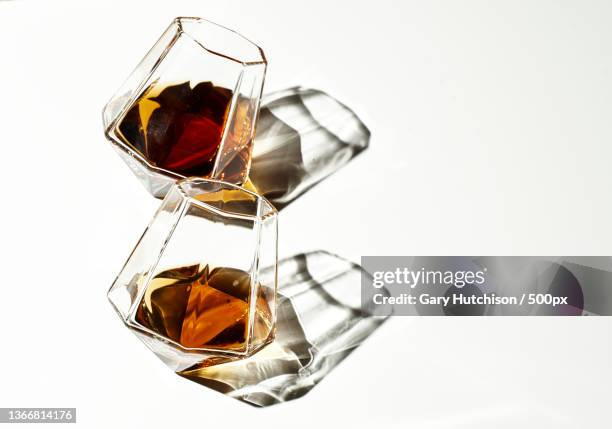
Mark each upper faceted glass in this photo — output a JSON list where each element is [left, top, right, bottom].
[[103, 17, 267, 190]]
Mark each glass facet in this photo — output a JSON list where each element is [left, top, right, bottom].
[[103, 17, 267, 194], [108, 178, 278, 367]]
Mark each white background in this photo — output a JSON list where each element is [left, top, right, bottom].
[[0, 0, 611, 427]]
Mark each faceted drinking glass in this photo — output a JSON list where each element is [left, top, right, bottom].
[[103, 17, 267, 197], [108, 178, 278, 369]]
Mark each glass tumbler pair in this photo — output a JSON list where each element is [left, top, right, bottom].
[[105, 18, 278, 367]]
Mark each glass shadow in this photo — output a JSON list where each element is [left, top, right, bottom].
[[177, 251, 389, 407], [246, 87, 370, 210]]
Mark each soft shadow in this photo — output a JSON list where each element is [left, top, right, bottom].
[[178, 251, 389, 407], [247, 87, 370, 210]]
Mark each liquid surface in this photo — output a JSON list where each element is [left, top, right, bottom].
[[116, 82, 233, 177], [135, 264, 273, 351]]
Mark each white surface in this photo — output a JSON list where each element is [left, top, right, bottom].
[[0, 0, 611, 427]]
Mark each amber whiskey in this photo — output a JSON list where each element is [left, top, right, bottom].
[[134, 264, 273, 351], [116, 81, 254, 182]]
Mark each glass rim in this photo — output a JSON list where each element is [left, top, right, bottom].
[[175, 177, 278, 220], [174, 16, 267, 66]]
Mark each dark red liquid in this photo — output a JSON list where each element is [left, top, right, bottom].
[[116, 81, 233, 177]]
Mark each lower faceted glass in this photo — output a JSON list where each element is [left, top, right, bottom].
[[108, 178, 278, 360]]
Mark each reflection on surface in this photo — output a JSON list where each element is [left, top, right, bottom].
[[178, 251, 389, 407], [246, 87, 370, 210]]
